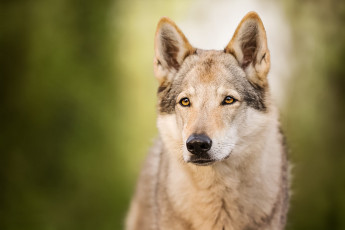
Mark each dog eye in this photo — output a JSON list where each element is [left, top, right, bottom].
[[222, 96, 236, 105], [179, 97, 190, 107]]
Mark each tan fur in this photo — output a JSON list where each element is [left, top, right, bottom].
[[127, 12, 289, 230]]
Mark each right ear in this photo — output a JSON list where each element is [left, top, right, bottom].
[[154, 17, 195, 84], [224, 12, 270, 88]]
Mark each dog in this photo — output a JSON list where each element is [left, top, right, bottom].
[[126, 11, 289, 230]]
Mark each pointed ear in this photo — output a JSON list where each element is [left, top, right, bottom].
[[225, 12, 270, 88], [154, 17, 195, 84]]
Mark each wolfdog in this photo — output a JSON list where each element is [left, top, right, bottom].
[[126, 12, 289, 230]]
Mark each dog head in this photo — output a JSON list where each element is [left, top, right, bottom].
[[154, 12, 272, 166]]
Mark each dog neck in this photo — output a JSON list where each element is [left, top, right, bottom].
[[160, 117, 284, 229]]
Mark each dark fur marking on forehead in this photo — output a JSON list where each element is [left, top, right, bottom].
[[158, 82, 181, 114], [242, 84, 266, 111], [204, 58, 214, 68], [223, 61, 267, 112], [157, 54, 198, 114], [202, 58, 215, 73]]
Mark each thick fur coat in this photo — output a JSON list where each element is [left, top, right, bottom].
[[126, 12, 289, 230]]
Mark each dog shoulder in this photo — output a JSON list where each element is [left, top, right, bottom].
[[126, 138, 163, 230]]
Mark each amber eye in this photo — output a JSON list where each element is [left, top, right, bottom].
[[222, 96, 236, 105], [179, 97, 190, 107]]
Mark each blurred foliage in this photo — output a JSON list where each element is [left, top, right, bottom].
[[282, 0, 345, 229], [1, 0, 122, 229], [1, 0, 345, 229], [0, 0, 189, 229]]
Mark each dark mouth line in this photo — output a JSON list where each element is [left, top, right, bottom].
[[188, 159, 215, 166], [187, 153, 232, 166], [188, 158, 213, 162], [192, 158, 212, 162]]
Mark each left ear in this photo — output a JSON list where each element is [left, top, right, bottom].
[[225, 12, 270, 88]]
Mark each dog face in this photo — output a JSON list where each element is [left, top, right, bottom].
[[154, 12, 271, 166]]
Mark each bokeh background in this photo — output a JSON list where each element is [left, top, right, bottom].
[[1, 0, 345, 229]]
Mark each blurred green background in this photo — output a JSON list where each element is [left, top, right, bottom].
[[1, 0, 345, 229]]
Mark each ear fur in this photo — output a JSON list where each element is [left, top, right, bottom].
[[225, 12, 270, 88], [154, 17, 195, 84]]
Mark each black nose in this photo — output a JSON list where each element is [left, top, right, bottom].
[[186, 134, 212, 155]]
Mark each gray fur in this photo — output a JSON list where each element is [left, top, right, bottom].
[[127, 12, 289, 230], [158, 50, 267, 114]]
